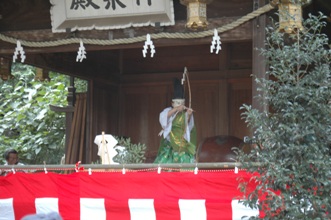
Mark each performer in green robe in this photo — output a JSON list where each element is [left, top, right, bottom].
[[154, 78, 197, 163]]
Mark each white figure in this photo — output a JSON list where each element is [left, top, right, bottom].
[[94, 134, 118, 164]]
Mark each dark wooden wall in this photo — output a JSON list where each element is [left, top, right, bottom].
[[0, 0, 258, 163], [89, 41, 253, 163], [1, 0, 331, 164]]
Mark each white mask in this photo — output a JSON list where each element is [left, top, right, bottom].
[[172, 99, 185, 107]]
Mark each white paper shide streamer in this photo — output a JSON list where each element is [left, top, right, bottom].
[[142, 34, 155, 58], [13, 40, 26, 63], [76, 40, 87, 62], [210, 29, 221, 54]]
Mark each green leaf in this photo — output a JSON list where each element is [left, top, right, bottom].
[[35, 109, 48, 120]]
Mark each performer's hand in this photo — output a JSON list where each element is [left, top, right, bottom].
[[176, 105, 185, 112], [186, 108, 193, 115]]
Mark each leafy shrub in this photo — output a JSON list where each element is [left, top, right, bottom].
[[237, 13, 331, 219], [113, 136, 147, 164], [0, 64, 68, 164]]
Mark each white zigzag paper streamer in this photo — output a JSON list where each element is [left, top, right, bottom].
[[210, 29, 222, 54], [13, 40, 26, 63], [142, 34, 155, 58], [76, 40, 87, 62]]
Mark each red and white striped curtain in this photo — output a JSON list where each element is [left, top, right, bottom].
[[0, 170, 259, 220]]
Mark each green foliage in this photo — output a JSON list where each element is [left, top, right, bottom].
[[113, 137, 147, 164], [237, 13, 331, 219], [74, 77, 88, 93], [0, 63, 69, 164]]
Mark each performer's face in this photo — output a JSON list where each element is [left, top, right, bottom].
[[172, 99, 185, 108]]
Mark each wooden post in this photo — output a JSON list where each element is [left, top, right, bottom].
[[49, 77, 75, 163], [252, 0, 268, 114], [101, 131, 105, 164]]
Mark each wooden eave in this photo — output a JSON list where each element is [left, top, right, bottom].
[[0, 17, 253, 54], [1, 0, 330, 81]]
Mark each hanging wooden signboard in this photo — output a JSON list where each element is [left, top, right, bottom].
[[50, 0, 175, 33]]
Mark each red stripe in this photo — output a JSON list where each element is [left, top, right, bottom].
[[0, 170, 255, 219], [57, 174, 81, 220]]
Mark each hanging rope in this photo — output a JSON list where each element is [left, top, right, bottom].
[[0, 3, 276, 48]]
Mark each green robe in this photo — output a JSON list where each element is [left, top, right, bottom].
[[154, 111, 197, 163]]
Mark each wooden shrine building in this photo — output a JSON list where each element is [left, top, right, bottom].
[[0, 0, 330, 164]]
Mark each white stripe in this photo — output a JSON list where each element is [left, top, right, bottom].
[[231, 199, 259, 220], [128, 199, 156, 220], [80, 198, 106, 220], [35, 198, 59, 214], [178, 199, 206, 220], [0, 198, 15, 220]]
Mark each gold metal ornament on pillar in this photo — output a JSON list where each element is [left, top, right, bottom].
[[35, 67, 50, 82], [0, 57, 13, 81], [278, 0, 307, 34], [180, 0, 213, 30]]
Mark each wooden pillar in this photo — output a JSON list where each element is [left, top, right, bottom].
[[65, 77, 76, 151], [50, 76, 75, 160], [252, 0, 268, 113], [85, 80, 93, 163]]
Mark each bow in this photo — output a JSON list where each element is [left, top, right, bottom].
[[181, 67, 192, 110]]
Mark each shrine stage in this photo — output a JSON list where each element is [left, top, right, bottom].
[[0, 167, 259, 220]]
